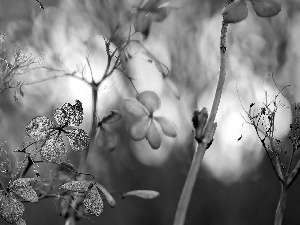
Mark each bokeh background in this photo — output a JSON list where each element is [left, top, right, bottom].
[[1, 0, 300, 224]]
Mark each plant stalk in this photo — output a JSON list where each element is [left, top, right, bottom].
[[274, 182, 288, 225], [173, 20, 228, 225]]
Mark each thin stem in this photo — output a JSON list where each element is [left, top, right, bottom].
[[274, 183, 288, 225], [173, 20, 228, 225]]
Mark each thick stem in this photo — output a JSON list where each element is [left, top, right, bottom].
[[173, 21, 228, 225], [274, 183, 288, 225]]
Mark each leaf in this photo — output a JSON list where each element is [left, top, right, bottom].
[[65, 128, 90, 152], [40, 133, 67, 163], [129, 116, 150, 141], [154, 116, 177, 138], [95, 183, 116, 208], [25, 116, 54, 141], [100, 110, 122, 124], [0, 191, 25, 224], [123, 190, 160, 199], [123, 98, 148, 117], [53, 100, 83, 127], [60, 180, 93, 193], [83, 186, 103, 216], [96, 126, 120, 152], [8, 178, 38, 203], [137, 91, 161, 115], [146, 120, 161, 149]]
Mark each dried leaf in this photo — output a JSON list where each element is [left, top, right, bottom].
[[129, 116, 150, 141], [155, 116, 177, 138], [95, 183, 116, 208], [83, 186, 103, 216], [123, 98, 148, 117], [40, 133, 66, 163], [16, 218, 26, 225], [123, 190, 160, 199], [137, 91, 161, 115], [8, 178, 38, 202], [146, 120, 161, 149], [65, 128, 90, 152], [0, 191, 25, 224], [25, 116, 54, 141], [60, 180, 93, 193], [100, 110, 122, 124]]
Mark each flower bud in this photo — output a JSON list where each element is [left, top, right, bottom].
[[222, 0, 248, 24], [250, 0, 281, 17]]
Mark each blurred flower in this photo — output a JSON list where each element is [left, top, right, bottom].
[[124, 91, 177, 149]]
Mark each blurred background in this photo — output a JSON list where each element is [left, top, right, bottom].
[[1, 0, 300, 224]]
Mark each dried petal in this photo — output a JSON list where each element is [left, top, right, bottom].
[[65, 128, 90, 152], [8, 178, 38, 202], [25, 116, 54, 141], [83, 186, 103, 216], [60, 180, 93, 193], [40, 133, 66, 163], [0, 192, 25, 224], [123, 98, 148, 117], [137, 91, 161, 115], [146, 120, 161, 149], [129, 116, 150, 141], [54, 100, 83, 127], [154, 116, 177, 138], [16, 218, 26, 225]]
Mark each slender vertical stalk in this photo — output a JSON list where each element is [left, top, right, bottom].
[[274, 183, 288, 225], [173, 20, 228, 225]]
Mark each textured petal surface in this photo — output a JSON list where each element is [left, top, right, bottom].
[[54, 100, 83, 127], [25, 116, 54, 141], [0, 192, 25, 224], [137, 91, 161, 115], [146, 120, 161, 149], [65, 128, 90, 152], [40, 133, 66, 163], [9, 178, 38, 202], [155, 116, 177, 138], [83, 186, 103, 216], [60, 180, 93, 193], [129, 116, 150, 141]]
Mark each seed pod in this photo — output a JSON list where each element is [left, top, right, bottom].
[[222, 0, 248, 24], [250, 0, 281, 17]]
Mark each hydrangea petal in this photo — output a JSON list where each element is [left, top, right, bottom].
[[95, 183, 116, 208], [129, 116, 150, 141], [146, 120, 161, 149], [0, 192, 25, 224], [9, 178, 38, 203], [25, 116, 54, 141], [83, 186, 103, 216], [154, 116, 177, 138], [137, 91, 161, 115], [100, 110, 122, 124], [96, 126, 120, 152], [123, 98, 148, 117], [40, 133, 66, 163], [65, 128, 90, 152], [60, 180, 93, 193]]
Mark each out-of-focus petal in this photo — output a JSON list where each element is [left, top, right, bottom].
[[146, 120, 161, 149], [123, 98, 148, 117], [137, 91, 161, 115], [129, 116, 150, 141], [154, 116, 177, 138]]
